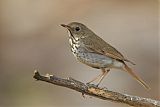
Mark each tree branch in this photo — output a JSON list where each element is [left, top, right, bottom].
[[33, 70, 160, 107]]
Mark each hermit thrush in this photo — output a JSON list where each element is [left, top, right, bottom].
[[61, 22, 150, 90]]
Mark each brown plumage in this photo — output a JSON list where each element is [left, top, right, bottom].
[[61, 22, 150, 90], [82, 34, 136, 65]]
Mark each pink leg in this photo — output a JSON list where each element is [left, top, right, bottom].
[[96, 69, 110, 86]]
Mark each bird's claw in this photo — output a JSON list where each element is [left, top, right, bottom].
[[86, 83, 99, 88]]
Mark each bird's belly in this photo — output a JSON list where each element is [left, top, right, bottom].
[[69, 38, 124, 69], [76, 52, 114, 69]]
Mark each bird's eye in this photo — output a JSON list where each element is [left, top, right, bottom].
[[75, 27, 80, 31]]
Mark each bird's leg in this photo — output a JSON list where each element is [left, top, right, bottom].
[[96, 69, 110, 87], [87, 70, 105, 84]]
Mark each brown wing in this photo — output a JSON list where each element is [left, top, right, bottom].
[[82, 35, 135, 65]]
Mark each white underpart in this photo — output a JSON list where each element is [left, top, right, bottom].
[[113, 60, 124, 68], [67, 31, 125, 69], [68, 31, 79, 44], [68, 30, 80, 57]]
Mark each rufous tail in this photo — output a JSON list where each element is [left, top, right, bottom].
[[123, 63, 150, 90]]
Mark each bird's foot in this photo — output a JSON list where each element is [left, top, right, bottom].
[[86, 83, 99, 88], [102, 87, 108, 90], [95, 83, 100, 87]]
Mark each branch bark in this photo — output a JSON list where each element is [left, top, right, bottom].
[[33, 70, 160, 107]]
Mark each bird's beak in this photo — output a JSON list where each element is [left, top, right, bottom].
[[61, 24, 70, 29], [61, 24, 75, 39]]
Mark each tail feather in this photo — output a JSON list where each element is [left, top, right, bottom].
[[124, 63, 150, 90], [124, 59, 136, 65]]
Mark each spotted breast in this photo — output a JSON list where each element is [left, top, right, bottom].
[[68, 35, 115, 69]]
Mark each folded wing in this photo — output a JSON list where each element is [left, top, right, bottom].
[[82, 35, 135, 65]]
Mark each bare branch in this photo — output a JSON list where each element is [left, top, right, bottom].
[[33, 70, 160, 107]]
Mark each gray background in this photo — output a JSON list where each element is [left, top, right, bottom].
[[0, 0, 159, 107]]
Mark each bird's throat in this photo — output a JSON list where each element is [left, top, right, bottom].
[[67, 29, 77, 41]]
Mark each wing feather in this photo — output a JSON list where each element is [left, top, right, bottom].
[[81, 35, 135, 65]]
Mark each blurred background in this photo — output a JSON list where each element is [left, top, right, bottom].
[[0, 0, 159, 107]]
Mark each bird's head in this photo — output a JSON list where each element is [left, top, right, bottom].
[[61, 22, 93, 39]]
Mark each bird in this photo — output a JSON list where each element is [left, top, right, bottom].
[[61, 22, 150, 90]]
